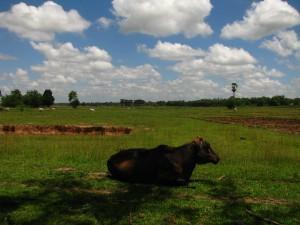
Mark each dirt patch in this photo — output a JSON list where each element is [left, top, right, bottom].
[[178, 194, 290, 206], [206, 117, 300, 134], [70, 187, 116, 195], [84, 172, 108, 180], [54, 167, 77, 173], [0, 124, 132, 136]]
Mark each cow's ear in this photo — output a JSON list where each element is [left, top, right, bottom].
[[193, 136, 204, 144]]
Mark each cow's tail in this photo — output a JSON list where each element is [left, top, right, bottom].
[[107, 157, 115, 176]]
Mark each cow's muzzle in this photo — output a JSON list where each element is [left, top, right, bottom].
[[212, 156, 220, 164]]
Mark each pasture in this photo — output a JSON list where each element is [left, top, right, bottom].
[[0, 106, 299, 225]]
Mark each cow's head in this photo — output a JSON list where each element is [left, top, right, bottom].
[[193, 137, 220, 164]]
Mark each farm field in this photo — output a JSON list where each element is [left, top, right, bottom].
[[0, 106, 299, 225]]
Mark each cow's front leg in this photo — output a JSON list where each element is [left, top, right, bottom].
[[157, 163, 187, 186], [174, 178, 189, 186]]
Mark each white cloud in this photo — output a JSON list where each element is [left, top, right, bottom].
[[261, 30, 300, 71], [205, 44, 256, 65], [30, 42, 114, 88], [0, 69, 38, 93], [288, 77, 300, 97], [1, 41, 298, 101], [28, 42, 162, 101], [0, 1, 90, 41], [97, 17, 113, 28], [0, 53, 16, 61], [221, 0, 300, 40], [170, 43, 288, 97], [139, 42, 256, 65], [31, 42, 113, 77], [162, 77, 222, 100], [112, 0, 213, 38], [135, 42, 289, 99], [138, 41, 205, 61], [172, 43, 258, 78], [240, 77, 287, 97], [261, 30, 300, 57]]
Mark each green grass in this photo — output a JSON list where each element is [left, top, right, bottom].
[[0, 106, 299, 225]]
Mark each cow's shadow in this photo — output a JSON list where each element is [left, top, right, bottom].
[[1, 174, 299, 225], [0, 172, 199, 225]]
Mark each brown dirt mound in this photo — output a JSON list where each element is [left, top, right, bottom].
[[207, 117, 300, 134], [0, 124, 132, 135]]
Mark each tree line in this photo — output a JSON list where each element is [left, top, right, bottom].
[[0, 89, 80, 108], [1, 89, 299, 108], [1, 89, 55, 108], [102, 96, 300, 107]]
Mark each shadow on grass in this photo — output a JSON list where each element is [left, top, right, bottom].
[[193, 177, 300, 225], [0, 173, 199, 225], [1, 174, 299, 225]]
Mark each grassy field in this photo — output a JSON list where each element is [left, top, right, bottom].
[[0, 106, 299, 225]]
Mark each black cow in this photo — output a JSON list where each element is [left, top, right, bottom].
[[107, 137, 220, 185]]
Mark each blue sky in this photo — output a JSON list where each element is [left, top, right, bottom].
[[0, 0, 299, 102]]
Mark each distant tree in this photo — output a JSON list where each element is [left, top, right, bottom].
[[231, 83, 238, 98], [68, 91, 77, 102], [230, 83, 238, 110], [23, 90, 42, 107], [68, 91, 80, 108], [293, 98, 300, 106], [42, 89, 55, 107], [134, 99, 146, 106], [1, 89, 23, 107], [270, 95, 288, 106], [120, 99, 133, 107]]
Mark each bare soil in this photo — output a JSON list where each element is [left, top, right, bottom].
[[0, 124, 132, 135], [207, 117, 300, 134], [178, 193, 290, 206]]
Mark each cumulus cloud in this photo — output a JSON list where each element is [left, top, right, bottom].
[[221, 0, 300, 40], [205, 44, 256, 65], [0, 53, 16, 61], [0, 68, 38, 92], [239, 77, 287, 97], [167, 43, 258, 78], [30, 42, 162, 85], [162, 77, 222, 100], [112, 0, 213, 38], [31, 42, 112, 69], [0, 1, 90, 41], [26, 42, 162, 101], [136, 42, 291, 98], [288, 77, 300, 97], [30, 42, 113, 85], [172, 61, 288, 97], [97, 17, 114, 28], [138, 41, 205, 61], [261, 30, 300, 57], [1, 41, 297, 101], [170, 43, 288, 97]]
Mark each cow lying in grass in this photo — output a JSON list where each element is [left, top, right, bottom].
[[107, 137, 220, 185]]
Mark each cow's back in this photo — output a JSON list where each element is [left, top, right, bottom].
[[107, 145, 170, 182], [107, 149, 155, 182]]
